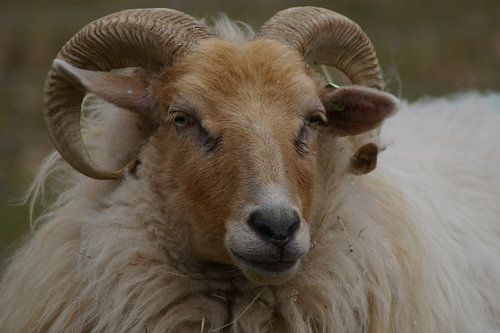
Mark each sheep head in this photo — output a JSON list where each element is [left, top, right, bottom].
[[43, 7, 397, 285]]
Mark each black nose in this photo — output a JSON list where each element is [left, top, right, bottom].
[[248, 207, 301, 245]]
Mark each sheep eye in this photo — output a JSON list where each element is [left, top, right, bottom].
[[307, 113, 326, 126], [173, 114, 189, 127]]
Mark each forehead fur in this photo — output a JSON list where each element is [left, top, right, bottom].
[[166, 39, 320, 118]]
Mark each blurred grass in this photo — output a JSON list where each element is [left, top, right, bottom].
[[1, 0, 499, 261]]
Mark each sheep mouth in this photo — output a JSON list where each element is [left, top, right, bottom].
[[230, 250, 300, 283]]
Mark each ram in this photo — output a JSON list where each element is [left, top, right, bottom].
[[1, 6, 499, 333]]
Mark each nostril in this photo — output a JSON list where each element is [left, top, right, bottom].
[[249, 214, 275, 239], [247, 208, 301, 245], [287, 213, 300, 236]]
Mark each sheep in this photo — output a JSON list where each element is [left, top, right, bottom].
[[1, 6, 499, 332]]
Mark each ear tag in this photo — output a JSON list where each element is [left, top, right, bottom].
[[349, 143, 379, 175], [321, 64, 341, 90], [325, 82, 341, 90]]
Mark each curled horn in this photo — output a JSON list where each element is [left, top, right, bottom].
[[43, 9, 213, 180], [257, 6, 382, 89]]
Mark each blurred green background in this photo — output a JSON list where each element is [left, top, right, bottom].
[[1, 0, 499, 262]]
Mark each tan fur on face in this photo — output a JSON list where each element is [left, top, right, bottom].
[[155, 39, 321, 263]]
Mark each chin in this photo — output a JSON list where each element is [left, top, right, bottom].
[[230, 251, 302, 285]]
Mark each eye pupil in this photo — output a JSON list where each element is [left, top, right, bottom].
[[174, 115, 187, 127], [308, 114, 323, 125]]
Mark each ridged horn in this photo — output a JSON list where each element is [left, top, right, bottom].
[[257, 6, 382, 89], [43, 9, 213, 180]]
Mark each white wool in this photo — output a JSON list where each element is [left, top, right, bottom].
[[210, 14, 255, 44], [1, 17, 499, 332], [379, 93, 500, 331]]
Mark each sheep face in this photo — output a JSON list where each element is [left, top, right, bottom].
[[149, 39, 397, 284], [55, 38, 396, 285], [153, 40, 318, 284]]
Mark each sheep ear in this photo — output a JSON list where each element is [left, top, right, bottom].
[[53, 59, 155, 115], [320, 86, 398, 136], [349, 143, 379, 175]]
